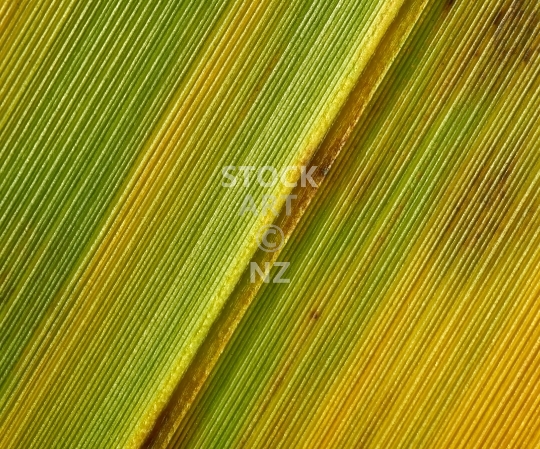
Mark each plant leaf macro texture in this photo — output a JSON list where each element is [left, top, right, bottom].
[[1, 0, 539, 447]]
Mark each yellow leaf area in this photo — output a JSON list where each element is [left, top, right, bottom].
[[162, 0, 540, 447]]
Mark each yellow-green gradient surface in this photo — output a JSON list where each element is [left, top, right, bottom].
[[1, 0, 539, 447]]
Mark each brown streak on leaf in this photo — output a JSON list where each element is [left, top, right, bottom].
[[141, 0, 430, 446]]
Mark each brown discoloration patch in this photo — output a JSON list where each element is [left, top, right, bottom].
[[437, 146, 522, 260], [309, 309, 321, 320], [319, 163, 332, 178], [492, 3, 539, 62], [523, 47, 533, 63], [444, 0, 456, 14], [463, 3, 540, 98], [493, 9, 507, 28]]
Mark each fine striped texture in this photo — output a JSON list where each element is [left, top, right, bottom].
[[1, 0, 540, 447], [167, 0, 540, 447], [1, 0, 405, 447]]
